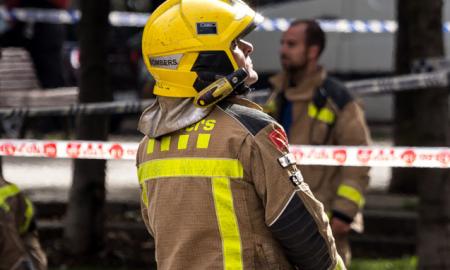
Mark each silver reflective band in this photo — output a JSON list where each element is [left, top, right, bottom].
[[289, 170, 304, 187], [277, 153, 296, 168], [149, 54, 182, 70]]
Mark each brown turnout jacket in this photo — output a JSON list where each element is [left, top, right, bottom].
[[0, 177, 47, 270], [136, 96, 345, 270], [268, 70, 371, 228]]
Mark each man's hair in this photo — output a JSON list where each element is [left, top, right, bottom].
[[290, 19, 326, 57]]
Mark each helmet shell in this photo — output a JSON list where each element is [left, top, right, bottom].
[[142, 0, 259, 97]]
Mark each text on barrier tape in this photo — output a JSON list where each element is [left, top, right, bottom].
[[0, 139, 448, 168]]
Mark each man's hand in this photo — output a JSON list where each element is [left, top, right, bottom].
[[331, 217, 351, 235]]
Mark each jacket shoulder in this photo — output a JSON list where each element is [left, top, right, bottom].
[[322, 76, 354, 110], [218, 101, 276, 136]]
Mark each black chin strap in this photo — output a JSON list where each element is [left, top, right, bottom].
[[233, 84, 252, 96], [197, 71, 252, 96]]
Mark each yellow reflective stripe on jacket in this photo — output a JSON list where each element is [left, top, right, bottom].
[[19, 198, 34, 234], [337, 184, 365, 208], [334, 255, 346, 270], [212, 177, 243, 270], [0, 184, 20, 212], [137, 158, 244, 269], [138, 158, 244, 184], [308, 103, 335, 124], [140, 182, 149, 207]]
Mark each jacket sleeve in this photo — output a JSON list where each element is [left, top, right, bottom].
[[16, 192, 48, 270], [332, 101, 371, 223], [240, 122, 346, 270], [21, 231, 48, 270], [0, 212, 35, 270]]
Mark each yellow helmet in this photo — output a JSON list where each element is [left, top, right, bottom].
[[142, 0, 263, 98]]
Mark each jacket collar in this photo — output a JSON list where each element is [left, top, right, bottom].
[[269, 67, 326, 101], [138, 97, 213, 138], [227, 96, 264, 111], [137, 96, 261, 138]]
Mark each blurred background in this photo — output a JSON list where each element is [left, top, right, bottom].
[[0, 0, 449, 269]]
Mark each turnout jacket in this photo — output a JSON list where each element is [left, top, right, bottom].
[[268, 69, 371, 228], [136, 96, 346, 270], [0, 177, 47, 270]]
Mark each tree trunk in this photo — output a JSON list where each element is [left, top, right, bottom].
[[64, 0, 112, 258], [391, 0, 446, 194], [393, 0, 450, 269]]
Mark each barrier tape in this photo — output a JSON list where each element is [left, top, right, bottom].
[[0, 139, 448, 168], [412, 57, 450, 73], [0, 139, 138, 160], [0, 100, 154, 117], [344, 70, 449, 95], [250, 70, 450, 103], [3, 7, 450, 33], [1, 69, 449, 117]]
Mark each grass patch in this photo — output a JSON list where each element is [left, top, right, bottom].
[[350, 257, 417, 270]]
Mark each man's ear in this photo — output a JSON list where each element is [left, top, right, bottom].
[[307, 45, 320, 61]]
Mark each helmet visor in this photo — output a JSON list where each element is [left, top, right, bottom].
[[236, 13, 264, 40]]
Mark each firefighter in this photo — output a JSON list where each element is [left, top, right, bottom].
[[136, 0, 346, 269], [0, 176, 47, 270], [267, 19, 371, 266]]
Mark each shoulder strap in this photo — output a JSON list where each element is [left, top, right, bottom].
[[312, 87, 328, 110], [309, 77, 353, 144], [320, 77, 353, 110]]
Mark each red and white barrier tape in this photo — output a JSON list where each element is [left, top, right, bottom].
[[0, 139, 449, 168], [0, 139, 138, 160], [289, 145, 449, 168]]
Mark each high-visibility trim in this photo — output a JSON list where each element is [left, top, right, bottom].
[[147, 139, 155, 154], [335, 255, 346, 270], [197, 134, 211, 149], [178, 135, 189, 150], [337, 184, 365, 208], [138, 158, 244, 184], [161, 136, 171, 152], [137, 162, 149, 206], [212, 177, 243, 270], [19, 198, 34, 234], [308, 103, 335, 124], [141, 182, 149, 206], [0, 184, 20, 212]]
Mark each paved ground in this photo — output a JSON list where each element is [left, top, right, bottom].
[[1, 135, 392, 202]]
